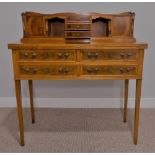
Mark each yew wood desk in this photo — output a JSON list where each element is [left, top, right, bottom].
[[8, 12, 148, 146]]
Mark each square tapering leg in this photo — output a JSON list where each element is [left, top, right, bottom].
[[15, 80, 25, 146], [28, 80, 35, 124], [123, 79, 129, 122], [134, 79, 142, 145]]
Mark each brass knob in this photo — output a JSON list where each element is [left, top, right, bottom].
[[76, 25, 80, 28]]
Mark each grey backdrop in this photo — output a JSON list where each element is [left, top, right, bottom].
[[0, 3, 154, 100]]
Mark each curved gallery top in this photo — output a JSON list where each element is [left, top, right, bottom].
[[20, 11, 137, 44]]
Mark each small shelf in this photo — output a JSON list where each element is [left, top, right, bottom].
[[48, 17, 65, 37], [92, 17, 110, 37]]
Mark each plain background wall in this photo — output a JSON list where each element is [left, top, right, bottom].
[[0, 3, 154, 102]]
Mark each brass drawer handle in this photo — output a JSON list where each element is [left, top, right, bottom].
[[120, 53, 133, 59], [87, 68, 99, 74], [76, 25, 80, 28], [120, 67, 133, 74], [24, 68, 37, 74], [58, 68, 70, 74], [87, 52, 99, 59], [57, 52, 69, 59], [127, 53, 133, 57]]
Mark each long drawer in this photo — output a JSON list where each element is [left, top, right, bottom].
[[82, 65, 137, 76], [80, 49, 138, 61], [17, 50, 76, 61], [18, 64, 77, 76]]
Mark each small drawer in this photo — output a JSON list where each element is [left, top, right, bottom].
[[66, 23, 91, 30], [18, 50, 76, 61], [81, 50, 137, 61], [67, 15, 91, 22], [82, 65, 137, 76], [66, 31, 91, 38], [19, 65, 76, 76]]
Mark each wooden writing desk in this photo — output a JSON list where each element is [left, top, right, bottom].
[[8, 12, 148, 146]]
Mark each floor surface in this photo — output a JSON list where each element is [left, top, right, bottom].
[[0, 108, 155, 152]]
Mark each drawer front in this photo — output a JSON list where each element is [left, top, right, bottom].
[[67, 15, 91, 22], [18, 50, 76, 61], [66, 31, 91, 38], [82, 65, 137, 76], [81, 50, 137, 61], [66, 23, 91, 30], [19, 65, 76, 76]]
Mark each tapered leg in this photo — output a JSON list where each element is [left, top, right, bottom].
[[123, 79, 129, 122], [15, 80, 24, 146], [28, 80, 35, 123], [134, 79, 142, 145]]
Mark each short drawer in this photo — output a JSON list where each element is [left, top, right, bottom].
[[66, 23, 91, 30], [65, 31, 91, 38], [81, 50, 138, 61], [82, 65, 137, 76], [19, 65, 76, 76], [18, 50, 76, 61]]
